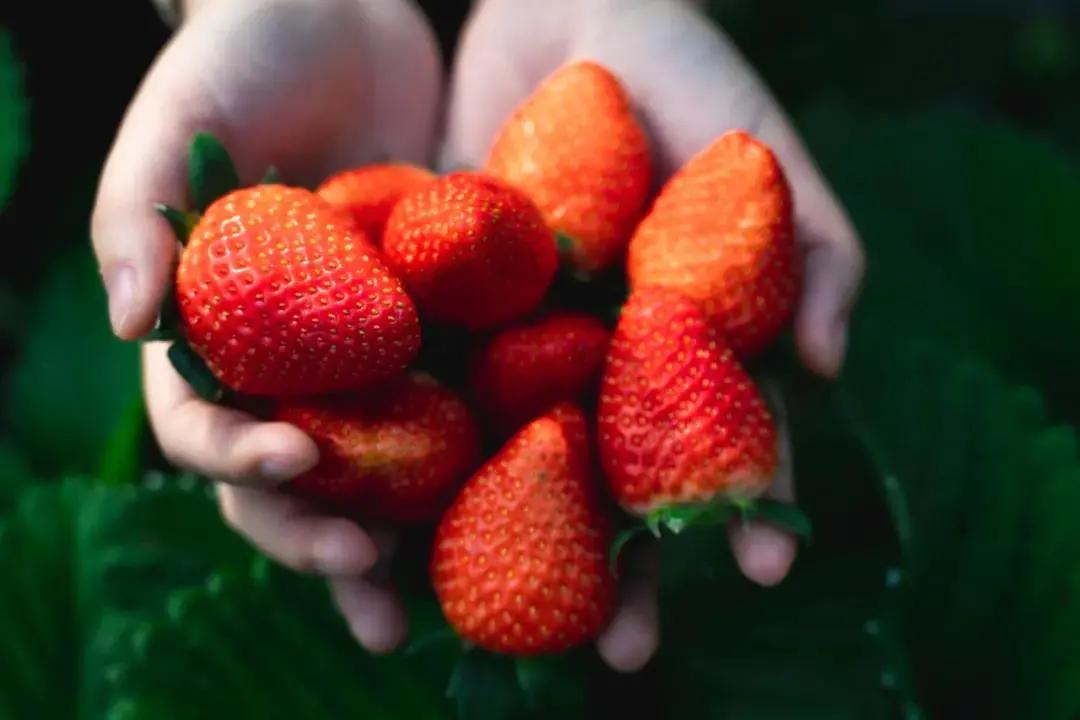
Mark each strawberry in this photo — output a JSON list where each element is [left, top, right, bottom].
[[486, 61, 651, 273], [431, 403, 615, 655], [316, 163, 435, 245], [381, 172, 558, 330], [627, 130, 799, 357], [275, 373, 481, 523], [176, 184, 420, 396], [597, 288, 777, 516], [469, 312, 610, 433]]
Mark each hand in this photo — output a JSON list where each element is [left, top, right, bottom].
[[442, 0, 864, 672], [92, 0, 442, 653]]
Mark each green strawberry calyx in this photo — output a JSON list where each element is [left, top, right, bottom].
[[444, 645, 589, 720], [609, 496, 813, 573], [141, 132, 258, 403]]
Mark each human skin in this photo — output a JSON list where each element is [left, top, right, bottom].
[[92, 0, 864, 672]]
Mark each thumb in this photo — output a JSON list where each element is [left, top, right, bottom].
[[91, 29, 225, 340]]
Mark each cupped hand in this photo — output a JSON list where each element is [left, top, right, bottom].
[[92, 0, 442, 654], [94, 0, 864, 672], [443, 0, 864, 672]]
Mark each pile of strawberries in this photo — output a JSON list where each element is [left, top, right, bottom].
[[158, 61, 799, 657]]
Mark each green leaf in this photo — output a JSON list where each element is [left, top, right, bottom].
[[514, 655, 587, 717], [0, 440, 33, 513], [837, 269, 1080, 714], [658, 536, 908, 717], [0, 480, 83, 720], [166, 341, 223, 402], [0, 476, 251, 719], [5, 249, 140, 476], [154, 204, 198, 245], [801, 104, 1080, 418], [106, 557, 453, 720], [188, 132, 239, 211], [799, 105, 1080, 717], [98, 395, 147, 486], [447, 650, 521, 720], [840, 334, 1080, 718], [0, 27, 28, 211]]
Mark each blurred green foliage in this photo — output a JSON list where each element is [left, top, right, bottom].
[[0, 2, 1078, 719], [0, 28, 27, 211]]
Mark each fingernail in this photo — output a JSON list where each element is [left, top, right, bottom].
[[315, 528, 376, 575], [259, 455, 309, 483], [104, 263, 136, 336]]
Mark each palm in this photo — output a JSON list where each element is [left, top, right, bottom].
[[162, 0, 440, 187], [438, 0, 864, 668]]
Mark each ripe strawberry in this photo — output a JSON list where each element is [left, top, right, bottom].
[[486, 61, 651, 273], [627, 130, 799, 357], [316, 163, 434, 245], [381, 172, 557, 330], [432, 403, 615, 655], [597, 288, 777, 516], [469, 312, 610, 433], [275, 373, 481, 523], [176, 185, 420, 396]]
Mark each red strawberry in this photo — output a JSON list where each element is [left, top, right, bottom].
[[316, 163, 434, 245], [275, 373, 481, 523], [432, 403, 615, 655], [486, 61, 651, 273], [598, 288, 777, 515], [381, 172, 557, 330], [470, 312, 610, 433], [176, 185, 420, 396], [627, 130, 799, 357]]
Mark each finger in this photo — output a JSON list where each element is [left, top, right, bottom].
[[752, 113, 864, 379], [560, 3, 865, 375], [438, 1, 558, 170], [144, 343, 319, 486], [218, 484, 379, 576], [91, 23, 230, 340], [729, 387, 798, 587], [597, 542, 660, 673], [362, 526, 400, 580], [795, 225, 865, 378], [329, 575, 408, 655]]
